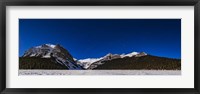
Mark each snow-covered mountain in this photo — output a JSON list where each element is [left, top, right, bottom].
[[20, 44, 181, 70], [22, 44, 82, 70], [22, 44, 147, 70], [77, 52, 147, 69]]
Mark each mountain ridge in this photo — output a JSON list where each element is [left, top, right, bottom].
[[77, 52, 147, 69], [22, 44, 82, 70], [19, 44, 181, 70]]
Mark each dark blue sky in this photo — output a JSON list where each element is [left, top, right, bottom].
[[19, 19, 181, 59]]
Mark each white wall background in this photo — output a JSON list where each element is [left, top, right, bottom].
[[6, 6, 194, 88]]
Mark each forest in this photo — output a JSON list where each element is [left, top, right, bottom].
[[94, 55, 181, 70]]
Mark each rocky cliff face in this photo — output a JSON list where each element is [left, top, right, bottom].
[[21, 44, 82, 70]]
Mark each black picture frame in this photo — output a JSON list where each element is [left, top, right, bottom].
[[0, 0, 200, 94]]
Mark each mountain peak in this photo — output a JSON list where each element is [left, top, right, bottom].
[[35, 44, 56, 49], [135, 52, 147, 57], [104, 53, 113, 57], [23, 44, 63, 58], [45, 44, 56, 48], [77, 51, 148, 69], [120, 52, 139, 58], [22, 44, 82, 70]]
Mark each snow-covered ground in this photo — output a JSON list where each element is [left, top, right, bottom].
[[19, 70, 181, 75]]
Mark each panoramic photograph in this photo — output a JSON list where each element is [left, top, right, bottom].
[[19, 19, 181, 75]]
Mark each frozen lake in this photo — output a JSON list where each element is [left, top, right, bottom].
[[19, 70, 181, 75]]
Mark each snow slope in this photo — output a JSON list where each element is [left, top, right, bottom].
[[77, 52, 147, 69], [19, 70, 181, 75], [23, 44, 82, 70]]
